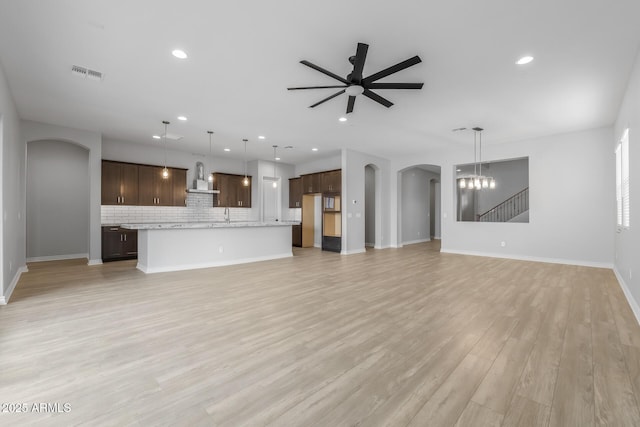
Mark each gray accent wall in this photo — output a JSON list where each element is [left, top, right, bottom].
[[26, 140, 89, 259]]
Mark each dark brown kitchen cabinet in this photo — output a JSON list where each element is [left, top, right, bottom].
[[101, 160, 139, 205], [289, 177, 302, 208], [138, 165, 174, 206], [321, 170, 341, 193], [102, 226, 137, 261], [292, 224, 302, 247], [172, 168, 187, 206], [302, 173, 322, 193], [212, 173, 228, 207], [233, 175, 252, 207], [212, 173, 252, 207]]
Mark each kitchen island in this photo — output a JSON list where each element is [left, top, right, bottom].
[[120, 221, 296, 273]]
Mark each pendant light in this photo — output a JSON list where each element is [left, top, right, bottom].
[[207, 131, 214, 182], [272, 145, 278, 188], [162, 120, 170, 179], [458, 127, 495, 190], [242, 139, 249, 186]]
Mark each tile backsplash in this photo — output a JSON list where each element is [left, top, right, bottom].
[[101, 192, 301, 224]]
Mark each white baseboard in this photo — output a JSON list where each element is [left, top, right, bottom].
[[340, 248, 367, 255], [137, 252, 293, 274], [0, 265, 29, 305], [614, 266, 640, 326], [440, 249, 614, 269], [87, 259, 103, 266], [27, 253, 88, 263], [402, 238, 431, 246]]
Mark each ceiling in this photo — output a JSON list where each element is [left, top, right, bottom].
[[1, 0, 639, 165]]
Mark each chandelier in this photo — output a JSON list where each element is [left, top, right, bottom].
[[458, 127, 495, 190]]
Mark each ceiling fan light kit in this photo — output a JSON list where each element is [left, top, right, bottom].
[[288, 42, 424, 114]]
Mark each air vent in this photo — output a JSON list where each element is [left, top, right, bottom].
[[87, 69, 103, 81], [164, 133, 183, 141], [71, 65, 87, 77], [71, 65, 104, 81]]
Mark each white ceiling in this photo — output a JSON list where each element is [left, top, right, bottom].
[[1, 0, 639, 165]]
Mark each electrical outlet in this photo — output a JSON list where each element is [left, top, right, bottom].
[[218, 246, 224, 253], [501, 241, 506, 247]]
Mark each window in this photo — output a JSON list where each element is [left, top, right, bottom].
[[616, 128, 630, 228]]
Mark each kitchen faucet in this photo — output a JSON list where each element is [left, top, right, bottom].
[[224, 206, 230, 223]]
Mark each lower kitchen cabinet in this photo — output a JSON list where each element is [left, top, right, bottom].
[[292, 224, 302, 247], [102, 226, 138, 261]]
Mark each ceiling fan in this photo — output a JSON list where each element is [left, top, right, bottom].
[[288, 42, 424, 114]]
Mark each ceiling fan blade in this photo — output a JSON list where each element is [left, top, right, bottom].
[[363, 89, 393, 108], [288, 85, 347, 90], [350, 43, 369, 83], [309, 89, 346, 108], [362, 56, 422, 84], [367, 82, 424, 90], [346, 95, 356, 113], [300, 60, 350, 84]]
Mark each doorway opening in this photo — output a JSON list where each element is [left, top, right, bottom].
[[398, 165, 441, 246], [364, 164, 378, 248], [262, 177, 281, 222]]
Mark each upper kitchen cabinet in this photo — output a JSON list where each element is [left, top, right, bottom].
[[101, 160, 139, 205], [289, 177, 302, 208], [212, 173, 252, 207], [302, 173, 322, 194], [172, 169, 187, 207], [138, 165, 174, 206], [321, 170, 341, 193], [233, 175, 252, 208]]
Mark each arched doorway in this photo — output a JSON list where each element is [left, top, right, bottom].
[[398, 164, 441, 247], [26, 140, 90, 261], [364, 163, 382, 249]]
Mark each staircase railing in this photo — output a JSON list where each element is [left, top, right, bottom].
[[478, 187, 529, 222]]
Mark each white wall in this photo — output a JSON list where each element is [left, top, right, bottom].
[[614, 48, 640, 320], [295, 153, 341, 176], [343, 149, 391, 254], [392, 127, 615, 266], [27, 140, 89, 260], [0, 59, 26, 303], [22, 120, 102, 265]]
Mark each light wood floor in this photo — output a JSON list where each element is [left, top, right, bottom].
[[2, 242, 640, 426]]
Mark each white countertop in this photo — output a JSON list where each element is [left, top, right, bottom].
[[120, 221, 299, 230]]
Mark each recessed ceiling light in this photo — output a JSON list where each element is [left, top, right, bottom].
[[177, 116, 187, 121], [152, 135, 161, 140], [172, 49, 188, 59], [312, 148, 318, 152], [339, 117, 347, 122], [258, 135, 266, 140], [224, 148, 231, 152], [516, 56, 534, 65], [275, 157, 281, 161]]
